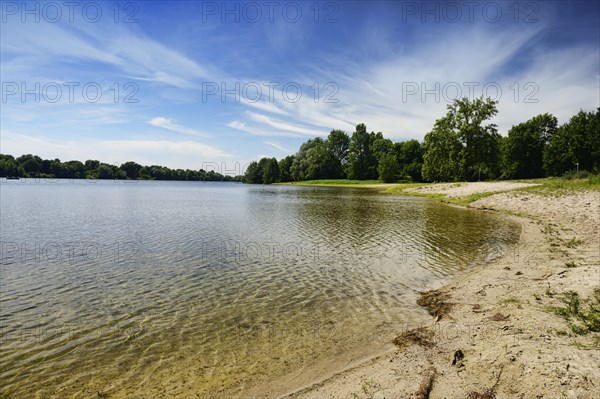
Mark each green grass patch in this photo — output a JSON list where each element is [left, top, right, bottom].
[[445, 190, 503, 205], [500, 296, 521, 305], [517, 175, 600, 194], [546, 289, 600, 335], [565, 238, 584, 248], [278, 179, 396, 188], [292, 179, 382, 185]]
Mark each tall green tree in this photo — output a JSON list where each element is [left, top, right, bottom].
[[394, 139, 423, 181], [500, 113, 557, 179], [262, 157, 280, 184], [278, 155, 295, 182], [347, 123, 376, 179], [120, 161, 143, 179], [290, 138, 335, 181], [326, 129, 350, 178], [421, 122, 463, 182], [243, 161, 261, 183], [422, 97, 500, 181], [543, 108, 600, 175], [377, 153, 400, 183]]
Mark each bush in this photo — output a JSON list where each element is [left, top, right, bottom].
[[562, 169, 590, 180]]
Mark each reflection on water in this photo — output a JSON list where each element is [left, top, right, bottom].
[[0, 180, 519, 398]]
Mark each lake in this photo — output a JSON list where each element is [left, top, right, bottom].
[[0, 179, 519, 398]]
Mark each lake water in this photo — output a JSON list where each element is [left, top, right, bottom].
[[0, 179, 520, 398]]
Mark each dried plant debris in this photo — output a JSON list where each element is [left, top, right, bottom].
[[415, 367, 437, 399], [393, 327, 434, 349], [488, 312, 510, 321], [466, 389, 496, 399], [417, 290, 453, 319]]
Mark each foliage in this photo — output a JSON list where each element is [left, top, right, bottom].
[[347, 123, 376, 180], [422, 97, 500, 182], [0, 153, 241, 182], [500, 113, 557, 179], [543, 108, 600, 176], [377, 153, 400, 183]]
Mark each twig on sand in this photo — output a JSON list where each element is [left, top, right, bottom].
[[415, 367, 437, 399]]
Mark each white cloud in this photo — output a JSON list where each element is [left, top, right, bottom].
[[245, 112, 322, 136], [264, 141, 294, 153], [0, 131, 232, 170], [227, 120, 304, 138], [148, 117, 211, 138], [1, 20, 217, 89], [232, 23, 599, 140]]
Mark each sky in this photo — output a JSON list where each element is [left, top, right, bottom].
[[1, 0, 599, 174]]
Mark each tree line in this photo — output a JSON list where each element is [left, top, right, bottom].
[[0, 155, 243, 182], [244, 98, 600, 184]]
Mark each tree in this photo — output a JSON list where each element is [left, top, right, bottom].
[[278, 155, 295, 182], [395, 139, 423, 181], [63, 160, 86, 178], [97, 164, 115, 179], [543, 108, 600, 175], [421, 123, 463, 182], [290, 138, 335, 181], [0, 155, 19, 177], [262, 157, 280, 184], [421, 97, 500, 181], [347, 123, 376, 180], [120, 161, 142, 179], [501, 113, 557, 179], [371, 133, 393, 163], [377, 153, 400, 183], [326, 129, 350, 178], [244, 161, 262, 183], [17, 154, 42, 176]]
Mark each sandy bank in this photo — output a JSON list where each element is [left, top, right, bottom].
[[283, 183, 599, 399]]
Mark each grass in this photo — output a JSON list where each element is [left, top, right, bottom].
[[564, 238, 584, 248], [278, 179, 385, 188], [516, 175, 600, 194], [500, 297, 521, 305], [546, 289, 600, 336]]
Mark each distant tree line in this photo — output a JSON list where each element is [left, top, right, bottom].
[[244, 98, 600, 184], [0, 155, 243, 182]]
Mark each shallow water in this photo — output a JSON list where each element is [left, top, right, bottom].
[[0, 179, 519, 398]]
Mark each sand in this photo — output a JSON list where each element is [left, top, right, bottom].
[[281, 182, 600, 399]]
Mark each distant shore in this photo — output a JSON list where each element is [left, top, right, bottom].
[[280, 180, 599, 399]]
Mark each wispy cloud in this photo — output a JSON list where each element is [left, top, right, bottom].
[[264, 141, 294, 153], [148, 117, 211, 138]]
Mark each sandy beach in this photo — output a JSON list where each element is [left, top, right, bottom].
[[282, 182, 600, 399]]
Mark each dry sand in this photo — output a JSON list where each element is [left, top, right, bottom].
[[282, 182, 600, 399]]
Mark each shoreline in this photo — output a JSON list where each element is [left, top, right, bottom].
[[280, 182, 599, 398]]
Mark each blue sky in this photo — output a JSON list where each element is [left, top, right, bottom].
[[1, 0, 599, 173]]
